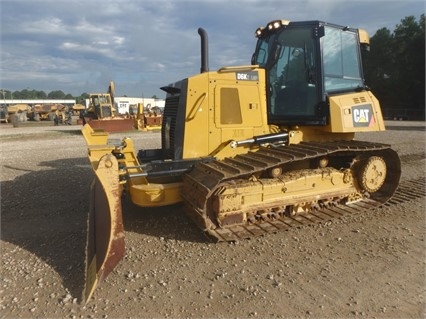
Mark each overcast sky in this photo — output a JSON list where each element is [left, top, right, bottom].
[[1, 0, 424, 98]]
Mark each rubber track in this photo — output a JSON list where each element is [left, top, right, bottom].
[[182, 140, 401, 242]]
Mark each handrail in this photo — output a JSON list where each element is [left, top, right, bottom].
[[217, 65, 260, 73]]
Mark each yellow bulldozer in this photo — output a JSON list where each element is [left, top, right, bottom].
[[82, 81, 135, 132], [82, 20, 401, 302], [131, 102, 163, 131]]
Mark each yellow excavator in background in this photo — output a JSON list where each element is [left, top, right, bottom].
[[82, 20, 401, 302]]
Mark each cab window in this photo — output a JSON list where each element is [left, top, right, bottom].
[[323, 26, 363, 92]]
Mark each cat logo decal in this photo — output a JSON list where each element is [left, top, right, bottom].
[[352, 104, 374, 127]]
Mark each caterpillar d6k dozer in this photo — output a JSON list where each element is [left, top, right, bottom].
[[81, 20, 401, 302]]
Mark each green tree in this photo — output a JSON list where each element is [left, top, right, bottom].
[[47, 90, 66, 99], [12, 90, 24, 99], [363, 27, 394, 107], [35, 90, 47, 99], [77, 92, 89, 104], [393, 15, 425, 110]]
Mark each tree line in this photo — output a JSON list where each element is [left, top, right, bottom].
[[0, 89, 89, 103], [363, 14, 425, 119], [1, 14, 424, 119], [0, 89, 158, 103]]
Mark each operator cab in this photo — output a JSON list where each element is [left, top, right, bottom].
[[90, 94, 113, 118], [252, 20, 366, 126]]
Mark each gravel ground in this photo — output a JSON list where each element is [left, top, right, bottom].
[[1, 121, 425, 318]]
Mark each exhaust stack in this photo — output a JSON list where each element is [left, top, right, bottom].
[[198, 28, 209, 73]]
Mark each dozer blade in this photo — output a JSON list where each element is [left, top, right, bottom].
[[83, 154, 125, 303]]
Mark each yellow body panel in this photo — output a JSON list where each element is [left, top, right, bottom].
[[183, 67, 275, 160], [328, 91, 385, 132], [287, 127, 355, 144], [181, 73, 210, 158]]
